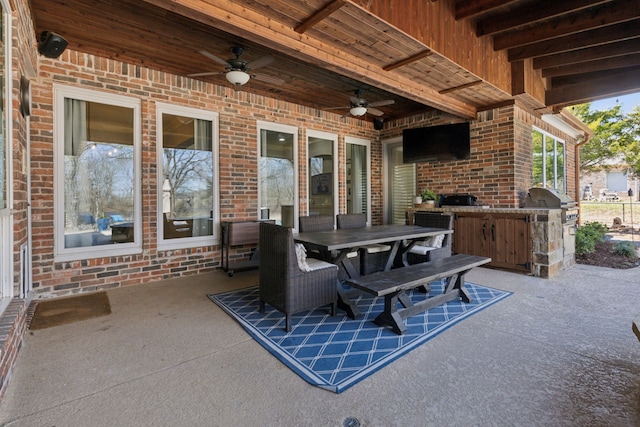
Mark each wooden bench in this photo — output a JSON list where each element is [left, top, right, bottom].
[[346, 254, 491, 334]]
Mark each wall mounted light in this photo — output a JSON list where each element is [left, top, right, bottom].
[[226, 70, 251, 85]]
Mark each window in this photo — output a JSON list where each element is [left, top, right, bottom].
[[307, 130, 337, 218], [157, 103, 219, 249], [258, 121, 298, 229], [54, 86, 141, 261], [0, 0, 11, 304], [532, 128, 565, 192], [345, 136, 371, 224]]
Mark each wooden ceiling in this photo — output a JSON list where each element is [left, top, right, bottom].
[[29, 0, 640, 122], [458, 0, 640, 110]]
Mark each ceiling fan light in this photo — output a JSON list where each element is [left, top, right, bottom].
[[226, 70, 250, 85], [350, 106, 367, 116]]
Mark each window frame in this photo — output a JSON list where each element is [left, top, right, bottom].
[[156, 102, 220, 250], [532, 127, 566, 192], [306, 129, 338, 220], [257, 120, 299, 230], [53, 85, 142, 262], [344, 136, 372, 225], [0, 0, 13, 306]]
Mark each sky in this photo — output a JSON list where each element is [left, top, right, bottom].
[[589, 92, 640, 114]]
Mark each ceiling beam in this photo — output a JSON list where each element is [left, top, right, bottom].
[[454, 0, 518, 20], [141, 0, 477, 118], [294, 0, 347, 34], [541, 53, 640, 77], [477, 0, 606, 37], [382, 50, 433, 71], [508, 20, 640, 62], [533, 38, 640, 69], [545, 66, 640, 106], [493, 0, 640, 50]]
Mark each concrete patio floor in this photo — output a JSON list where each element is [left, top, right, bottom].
[[0, 264, 638, 426]]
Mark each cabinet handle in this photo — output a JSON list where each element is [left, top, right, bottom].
[[482, 223, 487, 240], [491, 224, 495, 242]]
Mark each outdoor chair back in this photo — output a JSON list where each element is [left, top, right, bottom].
[[336, 213, 391, 275], [408, 212, 453, 264], [259, 222, 337, 332]]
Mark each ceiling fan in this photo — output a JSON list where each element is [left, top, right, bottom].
[[327, 89, 395, 117], [188, 46, 285, 86]]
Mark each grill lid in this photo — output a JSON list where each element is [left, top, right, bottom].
[[524, 188, 576, 208]]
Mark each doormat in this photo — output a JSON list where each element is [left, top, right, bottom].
[[208, 282, 510, 393], [29, 291, 111, 330]]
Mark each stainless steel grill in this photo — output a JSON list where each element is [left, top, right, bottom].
[[523, 188, 578, 224]]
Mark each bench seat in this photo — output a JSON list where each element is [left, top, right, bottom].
[[346, 254, 491, 334]]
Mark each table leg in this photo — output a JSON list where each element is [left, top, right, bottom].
[[337, 281, 361, 319], [373, 293, 407, 335]]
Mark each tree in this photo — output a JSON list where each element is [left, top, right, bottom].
[[569, 103, 640, 174]]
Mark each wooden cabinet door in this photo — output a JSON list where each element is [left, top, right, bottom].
[[489, 214, 531, 272], [453, 213, 489, 257]]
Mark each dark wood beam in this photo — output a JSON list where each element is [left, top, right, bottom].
[[294, 0, 347, 34], [454, 0, 518, 20], [382, 50, 432, 71], [493, 0, 640, 50], [545, 66, 640, 106], [533, 38, 640, 69], [508, 20, 640, 62], [542, 53, 640, 77], [477, 0, 605, 37], [439, 80, 483, 94]]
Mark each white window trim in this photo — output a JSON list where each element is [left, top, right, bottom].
[[0, 0, 13, 308], [257, 121, 299, 230], [53, 85, 142, 262], [306, 129, 338, 220], [345, 136, 372, 225], [156, 102, 219, 251], [533, 126, 566, 192]]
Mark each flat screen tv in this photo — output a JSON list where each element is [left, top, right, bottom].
[[402, 122, 471, 163]]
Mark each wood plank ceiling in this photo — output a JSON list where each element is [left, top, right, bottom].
[[29, 0, 640, 122]]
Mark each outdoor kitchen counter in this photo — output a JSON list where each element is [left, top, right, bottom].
[[408, 207, 571, 278]]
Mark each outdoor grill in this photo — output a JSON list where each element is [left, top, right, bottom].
[[523, 188, 579, 224], [523, 187, 579, 261]]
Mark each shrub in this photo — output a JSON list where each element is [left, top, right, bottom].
[[612, 241, 637, 258], [575, 222, 607, 255]]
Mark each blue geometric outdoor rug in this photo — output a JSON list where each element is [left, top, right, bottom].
[[208, 282, 510, 393]]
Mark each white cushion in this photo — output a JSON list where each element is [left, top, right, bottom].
[[361, 244, 391, 254], [305, 258, 338, 271], [294, 243, 311, 272], [346, 251, 359, 259], [408, 245, 436, 255], [417, 234, 445, 249]]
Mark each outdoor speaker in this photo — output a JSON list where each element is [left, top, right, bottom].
[[373, 118, 384, 130], [38, 31, 68, 58]]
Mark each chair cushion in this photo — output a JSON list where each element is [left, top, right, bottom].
[[305, 258, 338, 271], [417, 234, 445, 249], [361, 243, 391, 254], [294, 243, 311, 272], [408, 245, 437, 255]]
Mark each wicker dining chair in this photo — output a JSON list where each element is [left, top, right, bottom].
[[407, 212, 453, 264], [298, 215, 334, 232], [259, 222, 338, 332], [336, 213, 392, 275]]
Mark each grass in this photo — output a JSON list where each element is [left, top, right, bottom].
[[579, 201, 640, 228]]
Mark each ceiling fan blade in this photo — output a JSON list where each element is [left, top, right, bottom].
[[252, 73, 285, 85], [247, 55, 274, 70], [367, 107, 385, 116], [368, 99, 395, 107], [187, 71, 222, 77], [199, 50, 229, 66]]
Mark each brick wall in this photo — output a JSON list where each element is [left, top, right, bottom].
[[29, 50, 382, 298], [383, 104, 580, 208]]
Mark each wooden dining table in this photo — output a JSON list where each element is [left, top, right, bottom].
[[295, 224, 453, 319]]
